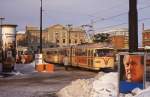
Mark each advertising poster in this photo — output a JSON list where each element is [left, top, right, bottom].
[[146, 53, 150, 88], [119, 53, 145, 93]]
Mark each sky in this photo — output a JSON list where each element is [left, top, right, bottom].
[[0, 0, 150, 46]]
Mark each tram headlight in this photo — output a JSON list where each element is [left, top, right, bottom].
[[94, 60, 101, 64]]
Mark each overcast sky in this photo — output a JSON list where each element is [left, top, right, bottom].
[[0, 0, 150, 46]]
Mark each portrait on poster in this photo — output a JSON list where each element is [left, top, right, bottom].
[[119, 53, 145, 93]]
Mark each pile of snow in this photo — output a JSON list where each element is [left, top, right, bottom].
[[57, 72, 150, 97], [8, 71, 23, 75], [28, 61, 36, 67]]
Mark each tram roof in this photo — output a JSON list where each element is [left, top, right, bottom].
[[73, 43, 113, 49]]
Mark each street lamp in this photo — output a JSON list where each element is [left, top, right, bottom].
[[55, 32, 58, 47], [66, 24, 72, 46], [0, 17, 5, 62], [35, 0, 43, 71], [40, 0, 43, 53], [0, 17, 5, 46], [0, 17, 5, 25]]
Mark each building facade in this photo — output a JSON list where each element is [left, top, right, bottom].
[[98, 28, 129, 49], [142, 29, 150, 47], [16, 33, 27, 47], [46, 24, 86, 47], [26, 26, 49, 52], [26, 24, 87, 51]]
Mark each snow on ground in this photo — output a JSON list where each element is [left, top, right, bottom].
[[57, 72, 150, 97], [0, 61, 36, 78]]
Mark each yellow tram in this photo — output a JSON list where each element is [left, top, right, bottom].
[[43, 43, 115, 70]]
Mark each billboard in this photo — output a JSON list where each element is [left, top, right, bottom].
[[145, 53, 150, 88], [118, 53, 145, 93]]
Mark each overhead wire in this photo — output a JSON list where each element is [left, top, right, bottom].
[[89, 0, 128, 19], [81, 0, 150, 34], [89, 3, 150, 33], [92, 4, 150, 24], [95, 17, 150, 32]]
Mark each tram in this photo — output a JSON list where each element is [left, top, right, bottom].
[[43, 43, 115, 70]]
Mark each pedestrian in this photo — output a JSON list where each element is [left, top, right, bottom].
[[63, 55, 69, 71]]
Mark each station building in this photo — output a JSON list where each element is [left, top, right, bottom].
[[25, 24, 87, 52], [142, 29, 150, 47], [96, 28, 129, 49]]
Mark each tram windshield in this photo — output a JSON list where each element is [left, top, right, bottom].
[[94, 49, 114, 57]]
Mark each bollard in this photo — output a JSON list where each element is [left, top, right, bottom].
[[45, 64, 54, 72]]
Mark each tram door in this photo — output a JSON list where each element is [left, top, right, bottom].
[[87, 49, 93, 68], [71, 48, 76, 66]]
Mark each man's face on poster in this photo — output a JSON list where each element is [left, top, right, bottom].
[[123, 55, 144, 82]]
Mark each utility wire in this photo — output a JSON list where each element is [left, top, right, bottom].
[[89, 0, 128, 19], [92, 4, 150, 23], [95, 17, 150, 32], [93, 12, 127, 23]]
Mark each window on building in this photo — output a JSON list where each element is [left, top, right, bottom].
[[125, 36, 129, 40], [56, 39, 59, 43], [80, 39, 83, 43], [63, 39, 65, 43], [69, 39, 71, 43], [144, 34, 147, 39], [55, 32, 59, 38], [75, 39, 77, 43]]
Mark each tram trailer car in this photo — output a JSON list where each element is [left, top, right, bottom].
[[43, 43, 115, 71]]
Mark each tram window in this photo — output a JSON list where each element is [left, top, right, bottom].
[[94, 51, 98, 57], [94, 50, 99, 57], [88, 50, 90, 56], [91, 50, 93, 56], [77, 49, 86, 56], [76, 49, 80, 55], [47, 51, 51, 54], [72, 49, 75, 56], [63, 39, 65, 43], [85, 49, 87, 56], [81, 49, 86, 56], [95, 49, 113, 57], [54, 51, 57, 54]]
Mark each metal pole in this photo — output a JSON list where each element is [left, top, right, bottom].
[[0, 17, 5, 26], [67, 24, 72, 46], [55, 32, 58, 47], [0, 17, 5, 62], [40, 0, 42, 53], [0, 17, 5, 46], [129, 0, 138, 52]]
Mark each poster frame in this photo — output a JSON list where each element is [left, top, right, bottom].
[[118, 52, 146, 94]]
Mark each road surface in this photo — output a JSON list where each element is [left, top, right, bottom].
[[0, 62, 97, 97]]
